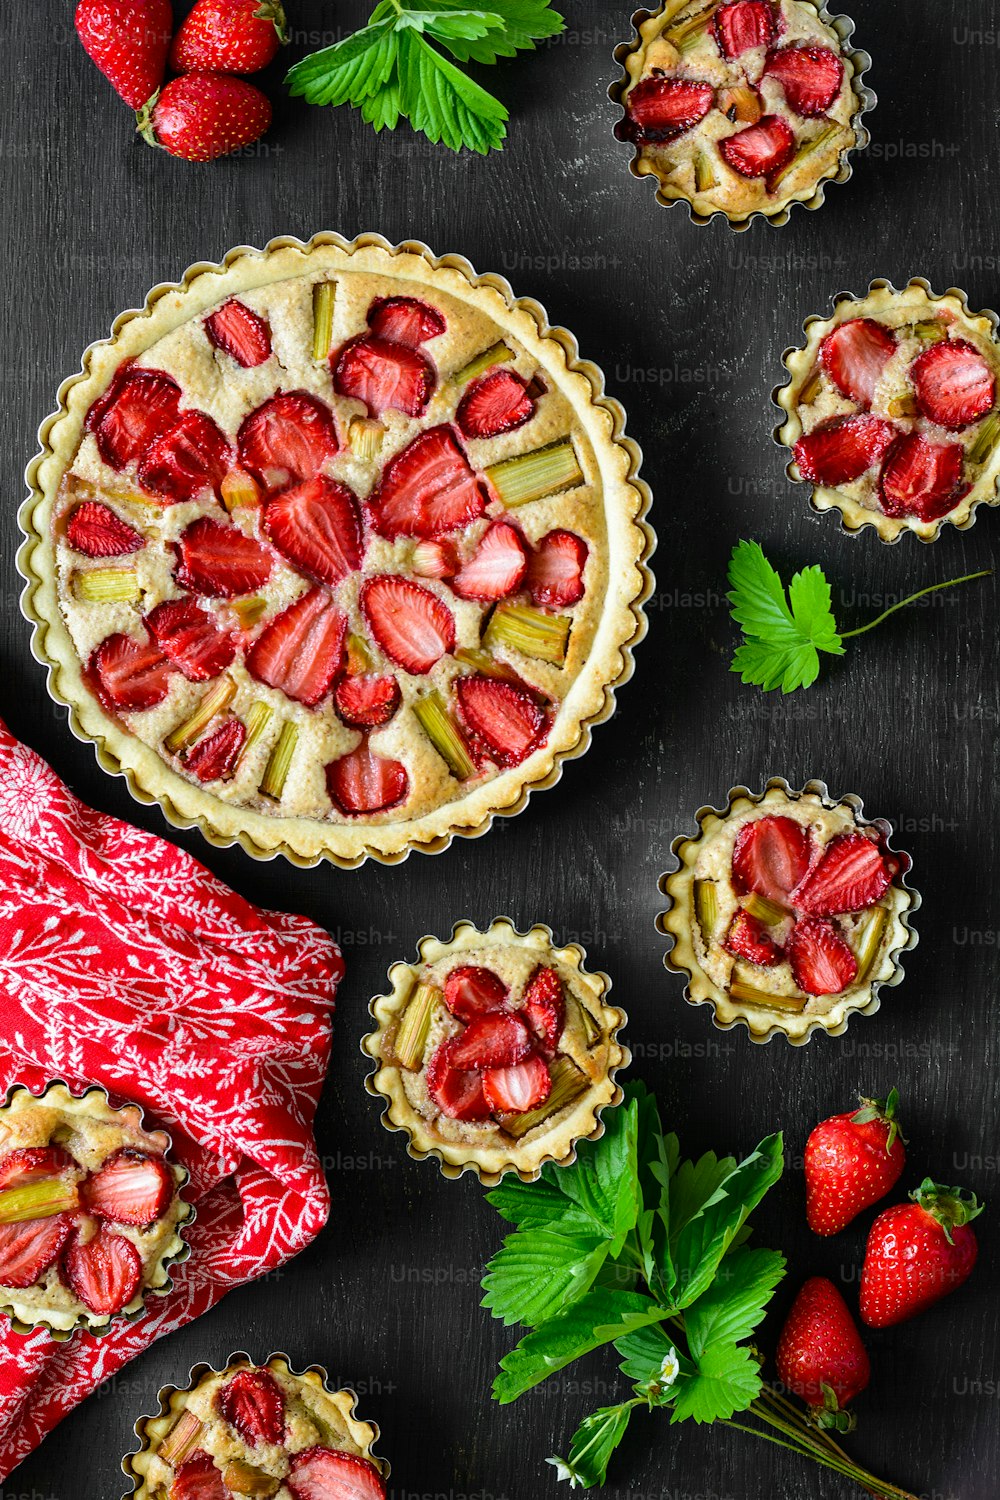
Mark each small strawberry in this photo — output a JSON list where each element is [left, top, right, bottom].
[[426, 1037, 492, 1121], [622, 78, 715, 144], [170, 1451, 229, 1500], [333, 336, 435, 419], [719, 115, 795, 178], [366, 296, 446, 348], [85, 1149, 174, 1226], [333, 674, 402, 731], [217, 1367, 286, 1446], [287, 1448, 386, 1500], [443, 965, 509, 1021], [238, 391, 339, 489], [88, 366, 182, 471], [522, 966, 565, 1053], [763, 45, 845, 117], [0, 1147, 74, 1189], [205, 298, 272, 367], [64, 1225, 142, 1315], [326, 743, 410, 816], [793, 414, 898, 486], [360, 575, 455, 675], [819, 318, 897, 408], [186, 718, 247, 781], [368, 426, 486, 540], [263, 475, 364, 588], [724, 909, 782, 966], [174, 517, 273, 598], [449, 1011, 532, 1070], [731, 815, 811, 904], [138, 411, 233, 503], [89, 633, 174, 713], [483, 1053, 552, 1114], [75, 0, 172, 108], [170, 0, 288, 76], [910, 339, 996, 430], [456, 369, 536, 440], [776, 1278, 870, 1427], [0, 1216, 73, 1289], [878, 433, 965, 521], [792, 832, 891, 916], [787, 917, 858, 997], [805, 1089, 906, 1235], [450, 521, 529, 602], [66, 501, 145, 559], [527, 530, 588, 609], [714, 0, 776, 60], [247, 589, 346, 706], [860, 1180, 983, 1328], [146, 597, 237, 681], [137, 73, 272, 163], [455, 675, 545, 767]]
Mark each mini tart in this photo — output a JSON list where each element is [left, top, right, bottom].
[[363, 918, 629, 1183], [612, 0, 872, 227], [123, 1352, 388, 1499], [775, 279, 1000, 540], [20, 233, 653, 869], [0, 1082, 190, 1338], [657, 780, 918, 1044]]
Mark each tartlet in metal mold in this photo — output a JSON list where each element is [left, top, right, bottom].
[[657, 779, 919, 1045], [610, 0, 874, 229], [0, 1081, 191, 1340], [122, 1351, 389, 1500], [19, 232, 654, 870], [774, 279, 1000, 541], [362, 918, 629, 1184]]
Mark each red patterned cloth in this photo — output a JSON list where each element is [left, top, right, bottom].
[[0, 718, 343, 1478]]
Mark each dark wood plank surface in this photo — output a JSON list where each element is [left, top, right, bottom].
[[1, 2, 997, 1496]]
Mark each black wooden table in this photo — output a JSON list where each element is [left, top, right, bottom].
[[2, 3, 997, 1497]]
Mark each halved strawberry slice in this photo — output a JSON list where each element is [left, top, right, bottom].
[[732, 815, 812, 902], [186, 719, 247, 782], [174, 517, 273, 598], [137, 411, 234, 503], [247, 589, 346, 707], [89, 367, 182, 471], [763, 45, 844, 116], [449, 1011, 532, 1070], [333, 335, 435, 419], [456, 369, 536, 440], [792, 832, 891, 915], [0, 1216, 73, 1289], [89, 634, 174, 713], [622, 77, 715, 143], [820, 319, 898, 407], [66, 501, 144, 558], [205, 299, 272, 368], [85, 1149, 174, 1226], [146, 597, 237, 681], [527, 529, 588, 608], [787, 917, 858, 996], [366, 296, 446, 348], [483, 1052, 552, 1115], [910, 339, 996, 430], [450, 521, 529, 602], [238, 391, 339, 488], [360, 575, 455, 675], [455, 675, 545, 768], [878, 432, 965, 521], [793, 414, 898, 486], [719, 114, 795, 177], [724, 909, 782, 966], [368, 426, 486, 540], [217, 1368, 285, 1446], [425, 1036, 491, 1121], [412, 538, 459, 580], [326, 743, 409, 816], [443, 965, 509, 1021], [0, 1147, 73, 1189], [63, 1225, 142, 1315], [263, 475, 364, 588], [522, 966, 565, 1053], [287, 1447, 387, 1500], [170, 1451, 229, 1500], [333, 674, 401, 730], [714, 0, 776, 59]]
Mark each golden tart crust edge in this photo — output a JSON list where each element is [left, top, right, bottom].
[[363, 917, 629, 1184], [20, 233, 654, 868]]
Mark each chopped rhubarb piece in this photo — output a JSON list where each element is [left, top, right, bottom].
[[744, 892, 789, 925], [0, 1179, 78, 1223], [238, 391, 339, 488], [425, 1036, 491, 1121], [236, 701, 273, 772], [333, 334, 435, 418], [75, 567, 142, 603], [768, 122, 839, 190], [157, 1410, 205, 1468], [792, 832, 892, 915], [970, 410, 1000, 466], [719, 114, 795, 178], [368, 426, 486, 540], [763, 45, 844, 116], [360, 575, 455, 675], [451, 521, 529, 602], [729, 980, 807, 1012], [910, 339, 996, 430], [622, 77, 715, 143], [878, 432, 965, 521], [247, 589, 346, 707], [456, 369, 536, 440], [345, 632, 372, 675], [174, 517, 273, 598], [217, 1367, 286, 1447], [312, 281, 336, 361], [527, 529, 588, 608], [205, 299, 272, 368], [0, 1147, 73, 1190], [483, 1052, 552, 1115], [89, 633, 174, 712], [694, 879, 718, 940], [820, 319, 898, 408], [220, 466, 261, 512], [85, 1149, 174, 1226], [232, 596, 267, 630], [486, 439, 584, 507], [522, 966, 565, 1053], [367, 295, 446, 347], [333, 673, 401, 730], [724, 909, 782, 966], [714, 0, 775, 59], [222, 1460, 280, 1496], [854, 906, 889, 981], [260, 720, 297, 800], [449, 1011, 533, 1070], [263, 475, 364, 588], [146, 597, 237, 682], [667, 1, 719, 52], [138, 411, 233, 503], [326, 743, 410, 816], [485, 603, 570, 665], [394, 983, 441, 1070], [348, 416, 385, 461], [788, 916, 858, 996], [719, 84, 763, 123], [732, 815, 812, 902], [503, 1055, 589, 1138], [412, 538, 459, 579], [412, 691, 476, 779], [90, 367, 182, 471], [286, 1446, 386, 1500], [793, 414, 898, 486], [66, 501, 144, 558], [443, 965, 509, 1021], [64, 1224, 142, 1315], [454, 646, 517, 681], [186, 718, 247, 782], [165, 676, 236, 754], [455, 674, 545, 767], [171, 1451, 229, 1500], [453, 341, 514, 385], [0, 1215, 73, 1289]]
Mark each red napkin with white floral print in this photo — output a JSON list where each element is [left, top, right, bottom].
[[0, 717, 343, 1479]]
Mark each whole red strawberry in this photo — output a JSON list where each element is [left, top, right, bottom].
[[137, 73, 273, 162], [804, 1088, 906, 1236], [75, 0, 172, 108], [170, 0, 288, 75], [859, 1179, 983, 1328], [776, 1277, 870, 1429]]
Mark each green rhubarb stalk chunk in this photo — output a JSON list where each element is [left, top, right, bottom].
[[503, 1056, 590, 1139], [798, 366, 823, 405], [694, 151, 715, 192], [232, 595, 268, 629], [769, 124, 839, 190], [668, 1, 718, 51], [693, 879, 718, 940], [260, 720, 298, 800], [158, 1410, 205, 1467], [454, 647, 514, 680], [911, 319, 947, 344], [744, 892, 788, 926], [348, 417, 384, 461], [0, 1179, 78, 1224], [567, 993, 602, 1047], [312, 281, 336, 360], [485, 604, 570, 666], [853, 905, 888, 981], [220, 467, 260, 512], [165, 677, 236, 754], [237, 701, 273, 770], [75, 568, 141, 603], [345, 632, 372, 674], [486, 440, 584, 508], [452, 340, 514, 385], [394, 982, 440, 1070], [413, 692, 476, 780], [970, 410, 1000, 466], [729, 980, 807, 1013]]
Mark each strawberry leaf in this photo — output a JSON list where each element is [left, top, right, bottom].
[[669, 1341, 763, 1425], [670, 1135, 784, 1310], [727, 539, 844, 694], [481, 1226, 610, 1329], [285, 20, 398, 105], [492, 1289, 662, 1403], [683, 1247, 786, 1357], [547, 1404, 635, 1489]]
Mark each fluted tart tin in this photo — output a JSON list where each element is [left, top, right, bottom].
[[610, 0, 875, 231], [121, 1350, 389, 1500], [19, 231, 655, 869], [0, 1080, 192, 1340], [773, 277, 1000, 541], [362, 917, 630, 1185], [657, 778, 920, 1045]]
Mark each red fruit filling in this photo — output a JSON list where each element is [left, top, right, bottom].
[[878, 432, 965, 521], [725, 909, 782, 966], [333, 674, 402, 730], [360, 575, 455, 675], [333, 335, 435, 419], [719, 114, 795, 178], [522, 966, 565, 1053], [326, 743, 409, 816], [85, 1149, 174, 1226], [170, 1451, 228, 1500], [426, 1036, 492, 1121], [714, 0, 776, 59], [731, 815, 812, 902], [217, 1367, 286, 1447], [367, 426, 486, 540], [820, 319, 897, 408], [482, 1053, 552, 1114], [763, 44, 844, 116], [263, 475, 364, 588], [622, 77, 715, 143], [448, 1011, 533, 1070], [366, 296, 446, 348], [89, 367, 182, 471], [527, 529, 588, 608], [146, 597, 237, 682], [455, 675, 545, 768], [910, 339, 996, 430], [137, 411, 233, 504], [174, 516, 273, 598], [0, 1147, 73, 1189], [63, 1225, 142, 1315], [787, 916, 858, 996], [238, 391, 339, 488], [793, 414, 898, 486], [286, 1447, 387, 1500], [247, 589, 346, 707], [0, 1216, 73, 1290], [186, 719, 247, 781], [456, 369, 536, 440], [791, 832, 892, 916], [205, 299, 272, 368], [66, 501, 144, 558], [443, 965, 510, 1021], [89, 633, 174, 713], [450, 521, 529, 602]]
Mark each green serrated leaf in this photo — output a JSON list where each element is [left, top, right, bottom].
[[487, 1174, 577, 1229], [430, 0, 565, 61], [727, 539, 845, 695], [671, 1135, 784, 1310], [397, 28, 507, 152], [481, 1226, 609, 1328], [493, 1290, 655, 1403], [285, 19, 398, 105], [667, 1150, 737, 1243], [670, 1341, 762, 1425], [615, 1320, 678, 1386], [554, 1098, 640, 1253], [683, 1247, 786, 1358], [547, 1404, 634, 1489], [359, 76, 402, 129]]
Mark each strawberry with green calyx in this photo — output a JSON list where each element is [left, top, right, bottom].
[[860, 1179, 983, 1328], [75, 0, 173, 109], [776, 1278, 870, 1432], [805, 1088, 907, 1236], [136, 73, 273, 162], [170, 0, 289, 76]]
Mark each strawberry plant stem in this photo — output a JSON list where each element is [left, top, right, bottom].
[[840, 570, 992, 638]]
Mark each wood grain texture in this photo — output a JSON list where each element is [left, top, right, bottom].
[[1, 2, 997, 1497]]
